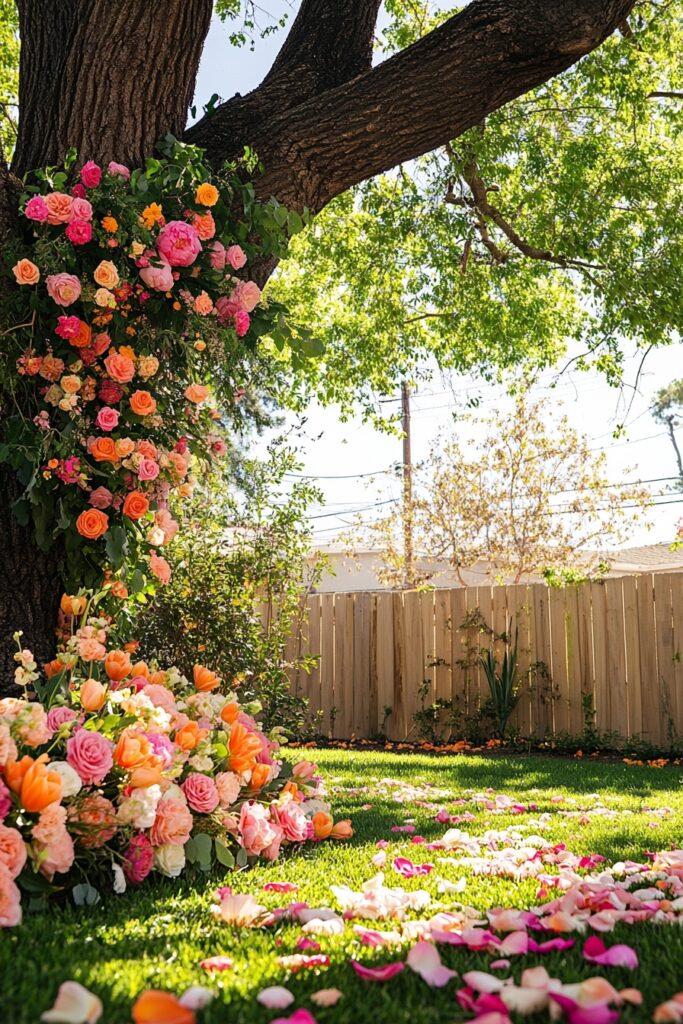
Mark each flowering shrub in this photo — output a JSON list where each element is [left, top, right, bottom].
[[0, 592, 351, 927], [0, 139, 304, 592]]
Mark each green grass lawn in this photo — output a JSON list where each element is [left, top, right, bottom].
[[4, 750, 683, 1023]]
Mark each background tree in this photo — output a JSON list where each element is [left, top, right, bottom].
[[359, 398, 651, 586], [651, 380, 683, 485], [0, 0, 648, 674]]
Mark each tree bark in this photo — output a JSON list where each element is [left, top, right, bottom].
[[0, 0, 635, 691]]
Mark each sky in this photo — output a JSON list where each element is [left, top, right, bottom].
[[193, 8, 682, 551]]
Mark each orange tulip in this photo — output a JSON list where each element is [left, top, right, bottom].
[[149, 670, 168, 686], [249, 762, 270, 791], [80, 678, 107, 712], [132, 661, 150, 681], [193, 664, 220, 692], [104, 649, 132, 681], [44, 658, 65, 679], [174, 721, 207, 752], [60, 594, 87, 616], [220, 701, 240, 726], [4, 755, 32, 794], [10, 754, 63, 812], [114, 729, 151, 770], [280, 781, 302, 802], [311, 811, 334, 840], [227, 722, 262, 775], [129, 761, 164, 788], [330, 819, 353, 840], [132, 990, 195, 1024]]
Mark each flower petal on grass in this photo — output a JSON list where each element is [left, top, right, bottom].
[[393, 856, 433, 878], [40, 982, 103, 1024], [582, 937, 639, 969], [310, 989, 343, 1007], [256, 987, 294, 1009], [350, 960, 405, 982], [178, 988, 213, 1010], [264, 882, 299, 893], [273, 1012, 318, 1024], [653, 993, 683, 1022], [406, 941, 457, 988], [131, 990, 195, 1024], [200, 956, 233, 972]]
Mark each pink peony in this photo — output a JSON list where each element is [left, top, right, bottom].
[[46, 706, 77, 733], [55, 315, 82, 340], [46, 273, 81, 306], [137, 457, 160, 481], [272, 800, 311, 843], [65, 219, 92, 245], [239, 801, 281, 858], [80, 160, 102, 187], [0, 863, 21, 927], [66, 727, 114, 785], [262, 824, 284, 861], [68, 793, 117, 848], [235, 310, 250, 337], [25, 195, 49, 222], [123, 833, 154, 884], [182, 773, 220, 814], [215, 295, 238, 324], [95, 407, 120, 432], [88, 486, 113, 509], [226, 245, 247, 270], [31, 804, 74, 878], [0, 826, 27, 879], [108, 161, 130, 180], [157, 220, 202, 267], [139, 257, 174, 292], [209, 240, 226, 270], [0, 779, 10, 822], [70, 197, 93, 222], [232, 280, 261, 312], [150, 797, 193, 847], [150, 551, 172, 584]]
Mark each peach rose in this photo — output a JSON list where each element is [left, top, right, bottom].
[[70, 320, 92, 349], [46, 273, 81, 306], [0, 825, 27, 878], [149, 551, 171, 584], [12, 259, 40, 286], [44, 191, 73, 225], [93, 260, 119, 289], [123, 491, 150, 520], [31, 804, 74, 878], [104, 350, 135, 383], [89, 436, 119, 463], [129, 390, 157, 416], [115, 437, 136, 458], [60, 374, 82, 395], [76, 508, 109, 540], [184, 383, 209, 404]]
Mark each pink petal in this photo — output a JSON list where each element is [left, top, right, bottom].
[[264, 882, 299, 893], [406, 941, 457, 988], [463, 971, 504, 994], [295, 937, 321, 952], [527, 937, 575, 954], [499, 931, 529, 956], [549, 993, 619, 1024], [350, 960, 405, 982], [273, 1012, 318, 1024], [257, 987, 294, 1009], [393, 856, 433, 878], [200, 955, 234, 972], [490, 959, 511, 970], [583, 937, 639, 969]]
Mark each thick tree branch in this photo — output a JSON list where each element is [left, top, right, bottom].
[[191, 0, 635, 213]]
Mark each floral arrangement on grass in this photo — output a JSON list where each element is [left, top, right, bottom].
[[1, 139, 303, 593], [0, 591, 351, 927]]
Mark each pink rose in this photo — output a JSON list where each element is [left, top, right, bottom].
[[215, 771, 241, 808], [70, 184, 87, 199], [235, 310, 250, 337], [88, 486, 113, 509], [65, 220, 92, 245], [108, 161, 131, 180], [215, 296, 239, 324], [0, 779, 10, 822], [66, 727, 114, 785], [46, 706, 77, 733], [139, 256, 174, 292], [80, 160, 102, 188], [0, 863, 22, 927], [95, 407, 120, 432], [149, 551, 171, 584], [232, 280, 261, 313], [123, 834, 154, 883], [44, 192, 73, 225], [0, 826, 27, 879], [25, 196, 49, 222], [209, 241, 226, 270], [182, 773, 220, 814], [70, 197, 93, 222], [137, 457, 160, 481], [262, 824, 284, 861], [271, 800, 311, 843], [239, 801, 280, 858], [226, 245, 247, 270], [55, 315, 82, 339], [150, 797, 193, 846], [46, 273, 81, 306], [157, 220, 202, 267], [103, 351, 135, 383]]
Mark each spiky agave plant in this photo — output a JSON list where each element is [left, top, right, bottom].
[[480, 626, 519, 738]]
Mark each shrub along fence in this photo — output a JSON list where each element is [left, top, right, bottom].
[[280, 572, 683, 746]]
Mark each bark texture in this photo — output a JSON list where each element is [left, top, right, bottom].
[[0, 0, 635, 690]]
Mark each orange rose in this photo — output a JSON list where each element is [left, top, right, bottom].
[[184, 383, 209, 404], [104, 350, 135, 383], [227, 723, 262, 775], [70, 320, 92, 349], [129, 390, 157, 416], [90, 437, 119, 463], [12, 258, 40, 286], [220, 701, 240, 726], [15, 755, 62, 812], [93, 260, 119, 289], [80, 678, 107, 712], [123, 491, 150, 520], [132, 990, 195, 1024], [137, 439, 158, 459], [311, 810, 334, 840], [174, 721, 207, 752], [114, 729, 151, 770], [193, 664, 220, 693], [104, 649, 132, 681], [76, 508, 109, 540], [115, 438, 136, 458], [249, 763, 270, 791], [195, 183, 219, 206], [60, 594, 87, 616]]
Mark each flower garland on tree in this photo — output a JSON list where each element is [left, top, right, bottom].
[[1, 139, 301, 594]]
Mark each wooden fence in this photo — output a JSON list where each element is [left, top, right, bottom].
[[283, 572, 683, 745]]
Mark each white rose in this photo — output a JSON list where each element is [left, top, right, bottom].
[[117, 785, 161, 830], [154, 843, 186, 878], [49, 761, 82, 798], [189, 754, 213, 772]]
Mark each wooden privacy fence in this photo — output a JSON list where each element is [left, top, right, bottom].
[[284, 572, 683, 745]]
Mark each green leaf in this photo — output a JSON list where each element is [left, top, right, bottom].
[[104, 525, 128, 569], [214, 838, 235, 869], [72, 883, 101, 906]]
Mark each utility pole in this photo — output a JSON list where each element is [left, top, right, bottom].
[[401, 381, 415, 589]]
